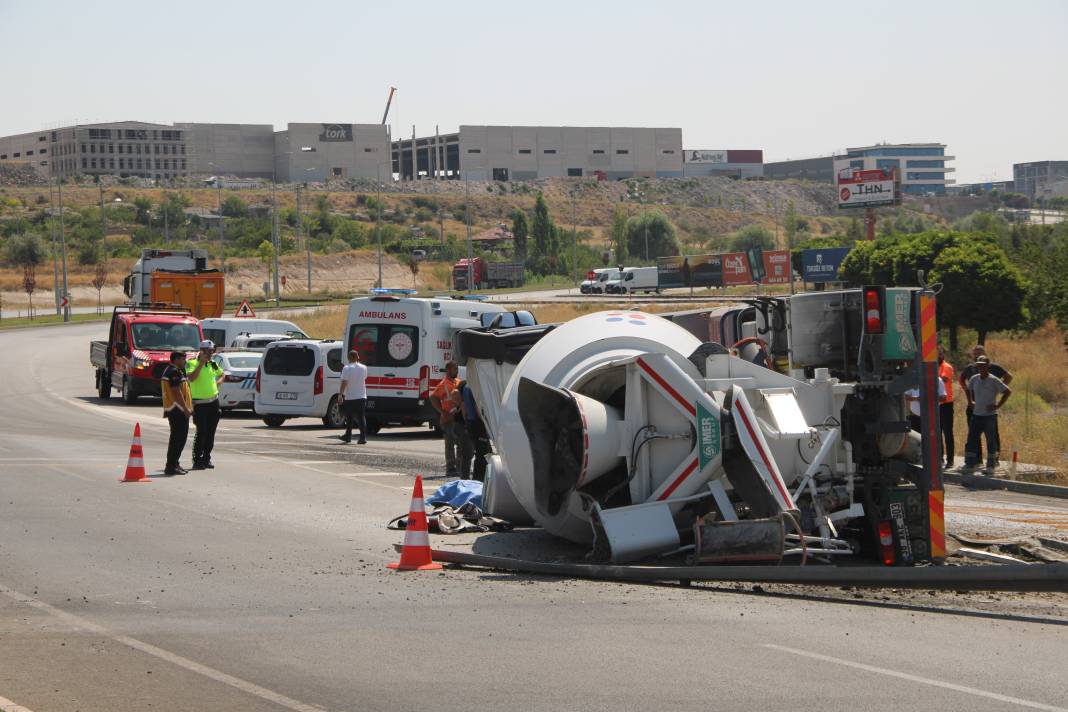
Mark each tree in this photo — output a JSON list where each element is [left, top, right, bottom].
[[845, 217, 864, 243], [257, 239, 274, 288], [625, 211, 679, 261], [220, 195, 249, 218], [782, 200, 798, 247], [610, 207, 628, 265], [5, 233, 46, 316], [930, 242, 1027, 349], [133, 196, 152, 225], [728, 224, 774, 253], [511, 209, 529, 263], [91, 261, 108, 313], [531, 192, 553, 260]]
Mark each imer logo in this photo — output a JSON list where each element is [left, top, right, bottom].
[[319, 124, 353, 142]]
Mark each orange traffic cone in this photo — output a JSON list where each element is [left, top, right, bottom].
[[387, 475, 442, 571], [121, 423, 151, 483]]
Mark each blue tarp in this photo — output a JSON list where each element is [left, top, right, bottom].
[[425, 479, 483, 509]]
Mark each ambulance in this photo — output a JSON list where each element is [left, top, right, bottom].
[[344, 291, 507, 432]]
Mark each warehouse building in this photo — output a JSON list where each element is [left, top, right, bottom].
[[392, 125, 683, 181], [1014, 160, 1068, 198], [274, 123, 391, 182], [762, 155, 835, 183], [766, 143, 954, 195]]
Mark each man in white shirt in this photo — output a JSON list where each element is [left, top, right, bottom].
[[339, 350, 369, 444], [904, 376, 947, 433]]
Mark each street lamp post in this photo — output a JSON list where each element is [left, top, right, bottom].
[[271, 173, 280, 303], [57, 176, 70, 322], [376, 165, 383, 289], [571, 188, 578, 292], [465, 176, 473, 293], [49, 178, 60, 315]]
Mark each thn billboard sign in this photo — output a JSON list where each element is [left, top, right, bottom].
[[802, 247, 851, 283], [657, 254, 723, 289], [837, 167, 899, 209], [319, 123, 353, 142]]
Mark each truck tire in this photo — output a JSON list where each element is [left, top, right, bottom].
[[121, 376, 138, 404], [97, 370, 111, 400], [263, 415, 286, 428], [322, 396, 345, 428]]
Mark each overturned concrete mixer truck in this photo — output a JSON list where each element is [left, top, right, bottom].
[[459, 287, 937, 565]]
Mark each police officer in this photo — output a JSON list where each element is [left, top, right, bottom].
[[186, 339, 224, 470]]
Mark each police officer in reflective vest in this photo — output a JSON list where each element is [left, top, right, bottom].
[[186, 339, 224, 470]]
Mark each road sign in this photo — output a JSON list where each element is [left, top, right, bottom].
[[234, 299, 257, 318], [802, 247, 851, 283], [60, 295, 69, 308], [281, 275, 287, 288]]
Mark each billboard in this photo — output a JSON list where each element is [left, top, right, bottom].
[[762, 250, 791, 285], [721, 252, 753, 286], [685, 150, 728, 164], [657, 254, 723, 289], [802, 247, 851, 283], [319, 123, 353, 142], [837, 167, 899, 209]]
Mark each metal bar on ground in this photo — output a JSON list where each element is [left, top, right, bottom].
[[429, 549, 1068, 592]]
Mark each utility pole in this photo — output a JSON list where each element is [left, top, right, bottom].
[[642, 191, 649, 261], [271, 175, 280, 302], [217, 179, 226, 274], [571, 189, 578, 292], [58, 176, 69, 322], [49, 178, 60, 315], [465, 176, 473, 292], [376, 165, 383, 288], [99, 182, 107, 257], [163, 198, 169, 245], [299, 185, 310, 292]]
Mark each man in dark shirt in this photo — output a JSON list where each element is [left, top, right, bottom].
[[958, 345, 1012, 465], [161, 351, 192, 475]]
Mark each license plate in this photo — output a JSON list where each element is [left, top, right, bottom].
[[276, 392, 298, 400]]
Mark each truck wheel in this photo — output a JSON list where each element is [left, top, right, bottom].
[[323, 396, 346, 428], [121, 376, 138, 404], [97, 371, 111, 400], [263, 415, 286, 428]]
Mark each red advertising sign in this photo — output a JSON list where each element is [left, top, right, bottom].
[[762, 250, 791, 285], [721, 252, 752, 286]]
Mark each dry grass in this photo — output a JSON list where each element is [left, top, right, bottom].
[[276, 305, 348, 341], [972, 324, 1068, 483]]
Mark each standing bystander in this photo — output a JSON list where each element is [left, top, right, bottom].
[[958, 345, 1012, 466], [339, 350, 368, 444], [938, 345, 956, 468], [161, 351, 192, 476], [459, 380, 490, 482], [186, 340, 224, 470], [430, 361, 464, 479], [964, 355, 1012, 474]]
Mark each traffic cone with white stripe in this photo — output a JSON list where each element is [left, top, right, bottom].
[[387, 476, 442, 571], [121, 423, 151, 483]]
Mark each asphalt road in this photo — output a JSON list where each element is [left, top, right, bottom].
[[1, 321, 1066, 712]]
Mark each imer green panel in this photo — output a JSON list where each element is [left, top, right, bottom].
[[883, 288, 917, 361]]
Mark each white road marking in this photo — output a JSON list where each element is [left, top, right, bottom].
[[0, 693, 34, 712], [0, 583, 327, 712], [764, 644, 1068, 711]]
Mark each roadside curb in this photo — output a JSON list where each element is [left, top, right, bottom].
[[945, 471, 1068, 500]]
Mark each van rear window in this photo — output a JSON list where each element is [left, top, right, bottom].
[[263, 346, 315, 376], [348, 324, 418, 367]]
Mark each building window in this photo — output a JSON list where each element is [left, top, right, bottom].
[[180, 145, 185, 155], [38, 135, 46, 142], [907, 172, 944, 181], [154, 159, 160, 169], [466, 148, 481, 153], [543, 149, 557, 154], [136, 159, 142, 169], [615, 149, 629, 155], [13, 153, 19, 158], [592, 149, 605, 154], [82, 158, 87, 169], [90, 145, 96, 153], [518, 149, 532, 154], [661, 149, 675, 154], [39, 148, 46, 154], [119, 158, 125, 169], [27, 150, 33, 156], [567, 168, 583, 177], [109, 158, 115, 169], [118, 145, 123, 154], [850, 160, 864, 169], [154, 145, 159, 154], [363, 147, 376, 152], [109, 144, 114, 153], [136, 145, 142, 154], [90, 158, 96, 168], [875, 159, 900, 171], [181, 159, 186, 170], [907, 160, 944, 168], [0, 155, 6, 160]]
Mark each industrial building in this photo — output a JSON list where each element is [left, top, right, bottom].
[[1013, 160, 1068, 198], [766, 143, 955, 195]]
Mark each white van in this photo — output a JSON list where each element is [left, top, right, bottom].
[[201, 318, 308, 348], [605, 266, 659, 294], [254, 339, 346, 428], [343, 295, 506, 432]]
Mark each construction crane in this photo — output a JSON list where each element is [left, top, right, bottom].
[[381, 87, 396, 125]]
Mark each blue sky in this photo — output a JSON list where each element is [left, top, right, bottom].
[[2, 0, 1065, 183]]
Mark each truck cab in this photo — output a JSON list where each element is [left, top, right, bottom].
[[91, 306, 203, 403]]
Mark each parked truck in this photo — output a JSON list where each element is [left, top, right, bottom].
[[91, 305, 203, 403], [453, 258, 525, 291], [123, 249, 225, 319]]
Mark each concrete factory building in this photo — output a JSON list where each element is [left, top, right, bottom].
[[1014, 160, 1068, 198], [393, 125, 684, 181], [273, 123, 391, 182]]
